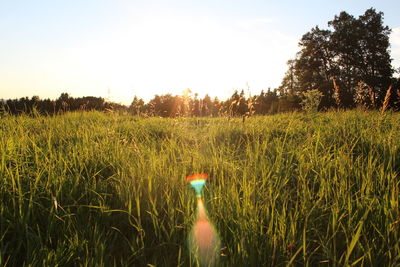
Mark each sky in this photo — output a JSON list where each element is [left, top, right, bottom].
[[1, 0, 399, 105]]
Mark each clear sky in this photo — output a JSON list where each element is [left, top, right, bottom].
[[1, 0, 399, 105]]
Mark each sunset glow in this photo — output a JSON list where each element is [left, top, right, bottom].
[[1, 1, 399, 104]]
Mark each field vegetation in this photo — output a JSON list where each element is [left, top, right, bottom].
[[1, 110, 399, 266]]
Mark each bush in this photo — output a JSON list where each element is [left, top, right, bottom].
[[300, 89, 324, 112]]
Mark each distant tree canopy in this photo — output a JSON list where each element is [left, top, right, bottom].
[[280, 8, 395, 109], [0, 93, 127, 115], [1, 9, 399, 117]]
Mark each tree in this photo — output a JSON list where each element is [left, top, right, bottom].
[[329, 9, 393, 105], [147, 94, 181, 117], [192, 93, 200, 116], [212, 97, 222, 116], [129, 96, 145, 115], [201, 94, 212, 116], [223, 90, 248, 116], [295, 26, 337, 107], [237, 90, 247, 115], [281, 8, 394, 109], [279, 59, 300, 96]]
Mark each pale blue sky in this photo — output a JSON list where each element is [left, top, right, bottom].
[[1, 0, 399, 104]]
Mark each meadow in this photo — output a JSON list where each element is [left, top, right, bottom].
[[0, 110, 399, 266]]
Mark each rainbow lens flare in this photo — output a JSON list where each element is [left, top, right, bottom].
[[187, 173, 208, 198], [187, 173, 221, 267]]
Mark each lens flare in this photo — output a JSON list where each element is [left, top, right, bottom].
[[187, 173, 208, 198], [187, 174, 221, 267]]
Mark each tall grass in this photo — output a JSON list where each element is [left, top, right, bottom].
[[0, 111, 399, 266]]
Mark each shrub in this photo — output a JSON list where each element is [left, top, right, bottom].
[[300, 89, 324, 113]]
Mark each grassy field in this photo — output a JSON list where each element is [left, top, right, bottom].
[[0, 111, 399, 266]]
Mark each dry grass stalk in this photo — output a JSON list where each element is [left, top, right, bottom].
[[397, 89, 400, 103], [368, 85, 375, 108], [332, 78, 341, 107], [242, 98, 255, 123], [355, 81, 375, 110], [397, 89, 400, 110], [381, 85, 392, 113]]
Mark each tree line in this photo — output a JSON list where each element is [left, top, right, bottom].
[[0, 89, 283, 117], [1, 8, 399, 117], [0, 93, 126, 115]]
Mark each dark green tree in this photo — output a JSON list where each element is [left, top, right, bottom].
[[281, 8, 394, 109], [329, 9, 393, 105], [279, 59, 301, 96], [295, 26, 337, 107]]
